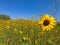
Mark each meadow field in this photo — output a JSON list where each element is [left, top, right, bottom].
[[0, 19, 60, 45]]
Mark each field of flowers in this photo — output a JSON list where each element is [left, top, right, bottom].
[[0, 19, 60, 45]]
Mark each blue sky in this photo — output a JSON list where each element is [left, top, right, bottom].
[[0, 0, 60, 20]]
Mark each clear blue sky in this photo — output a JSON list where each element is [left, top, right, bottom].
[[0, 0, 60, 20]]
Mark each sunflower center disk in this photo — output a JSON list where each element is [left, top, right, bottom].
[[43, 20, 50, 26]]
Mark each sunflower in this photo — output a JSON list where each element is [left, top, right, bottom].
[[38, 14, 56, 31]]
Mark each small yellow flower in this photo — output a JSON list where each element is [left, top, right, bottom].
[[19, 31, 23, 35], [23, 37, 28, 40], [14, 28, 17, 32], [38, 14, 56, 31], [6, 25, 10, 29]]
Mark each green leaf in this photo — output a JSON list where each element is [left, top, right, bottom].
[[47, 39, 55, 45]]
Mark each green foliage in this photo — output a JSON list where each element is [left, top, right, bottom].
[[47, 39, 55, 45], [0, 14, 11, 20]]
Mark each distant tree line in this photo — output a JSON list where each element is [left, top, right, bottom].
[[0, 14, 11, 20]]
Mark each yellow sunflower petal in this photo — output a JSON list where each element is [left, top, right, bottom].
[[48, 26, 51, 30], [50, 16, 55, 20], [50, 22, 56, 25], [38, 21, 43, 24], [40, 17, 45, 21], [52, 20, 56, 23], [44, 14, 50, 18], [42, 27, 45, 31], [45, 26, 49, 31], [48, 27, 50, 30], [42, 25, 45, 31], [49, 25, 53, 29]]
